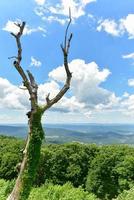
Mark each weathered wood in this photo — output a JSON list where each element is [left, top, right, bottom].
[[42, 11, 72, 112]]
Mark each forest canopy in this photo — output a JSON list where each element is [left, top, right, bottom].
[[1, 136, 134, 200]]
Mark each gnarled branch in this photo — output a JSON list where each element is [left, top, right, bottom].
[[10, 21, 38, 109], [42, 10, 73, 111], [10, 22, 32, 92]]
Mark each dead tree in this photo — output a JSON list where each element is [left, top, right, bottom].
[[7, 13, 72, 200]]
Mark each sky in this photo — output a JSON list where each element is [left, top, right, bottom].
[[0, 0, 134, 124]]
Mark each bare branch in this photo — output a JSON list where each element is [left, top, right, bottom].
[[10, 22, 32, 94], [67, 33, 73, 54], [8, 56, 17, 60], [14, 22, 21, 28], [11, 32, 17, 38], [42, 9, 73, 111], [61, 9, 73, 77], [10, 21, 39, 110], [27, 70, 37, 88], [46, 93, 50, 104], [64, 7, 72, 52], [11, 22, 25, 63]]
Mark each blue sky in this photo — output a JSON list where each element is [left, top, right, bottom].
[[0, 0, 134, 124]]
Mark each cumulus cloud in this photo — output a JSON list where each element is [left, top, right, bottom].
[[38, 80, 60, 104], [0, 59, 117, 116], [49, 59, 118, 113], [0, 76, 84, 114], [97, 19, 122, 36], [97, 14, 134, 39], [121, 14, 134, 39], [3, 20, 46, 35], [0, 77, 59, 110], [49, 0, 96, 20], [0, 77, 29, 110], [30, 56, 42, 67], [34, 0, 96, 24], [2, 59, 134, 120]]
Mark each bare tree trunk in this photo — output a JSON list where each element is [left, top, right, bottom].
[[7, 108, 44, 200], [7, 11, 72, 200]]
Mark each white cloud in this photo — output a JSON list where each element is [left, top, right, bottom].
[[2, 58, 134, 122], [42, 15, 68, 25], [49, 59, 118, 113], [35, 0, 46, 6], [3, 20, 46, 35], [0, 77, 29, 110], [128, 79, 134, 87], [0, 77, 61, 111], [0, 59, 116, 114], [88, 14, 95, 20], [97, 19, 122, 36], [120, 94, 134, 117], [0, 76, 84, 114], [50, 0, 96, 20], [38, 80, 85, 113], [30, 56, 42, 67], [97, 14, 134, 39], [34, 7, 45, 17], [120, 14, 134, 39], [82, 0, 96, 5], [38, 80, 60, 104], [34, 0, 96, 24], [49, 0, 83, 19], [48, 96, 86, 113], [122, 52, 134, 59], [122, 92, 129, 98], [59, 96, 85, 112]]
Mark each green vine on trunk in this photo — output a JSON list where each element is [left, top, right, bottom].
[[19, 108, 44, 200]]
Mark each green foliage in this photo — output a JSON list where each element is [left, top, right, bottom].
[[0, 179, 14, 200], [0, 179, 8, 200], [115, 186, 134, 200], [115, 155, 134, 191], [0, 179, 96, 200], [28, 182, 97, 200], [86, 145, 134, 200], [1, 136, 134, 200], [0, 136, 24, 180], [35, 142, 98, 187]]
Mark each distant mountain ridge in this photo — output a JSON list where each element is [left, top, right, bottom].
[[0, 124, 134, 144]]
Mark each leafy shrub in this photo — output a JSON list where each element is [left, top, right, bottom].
[[28, 182, 97, 200], [0, 179, 11, 200], [115, 186, 134, 200], [0, 179, 97, 200]]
